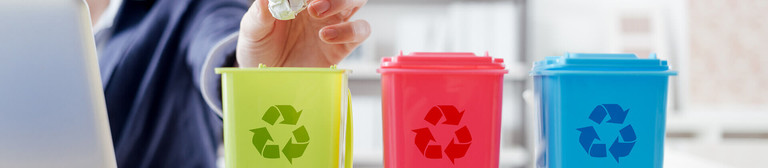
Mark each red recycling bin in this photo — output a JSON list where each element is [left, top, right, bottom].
[[378, 52, 508, 167]]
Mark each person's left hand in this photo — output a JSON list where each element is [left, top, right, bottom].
[[236, 0, 370, 67]]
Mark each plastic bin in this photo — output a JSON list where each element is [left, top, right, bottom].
[[531, 53, 677, 168], [216, 65, 352, 168], [378, 52, 508, 167]]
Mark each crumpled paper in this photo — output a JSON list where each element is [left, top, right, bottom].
[[268, 0, 308, 20]]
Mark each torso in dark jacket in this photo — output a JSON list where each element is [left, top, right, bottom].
[[97, 0, 248, 167]]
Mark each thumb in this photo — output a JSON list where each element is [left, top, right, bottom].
[[241, 0, 276, 40]]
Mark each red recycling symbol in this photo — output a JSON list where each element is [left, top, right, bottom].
[[413, 105, 472, 164]]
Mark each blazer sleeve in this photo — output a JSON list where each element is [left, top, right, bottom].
[[185, 0, 250, 117]]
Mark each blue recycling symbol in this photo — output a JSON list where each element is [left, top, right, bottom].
[[577, 104, 636, 162]]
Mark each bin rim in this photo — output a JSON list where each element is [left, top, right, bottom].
[[531, 70, 677, 76], [379, 51, 507, 70], [530, 53, 678, 76], [215, 67, 349, 74], [378, 68, 508, 74]]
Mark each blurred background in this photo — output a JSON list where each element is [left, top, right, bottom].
[[342, 0, 768, 167]]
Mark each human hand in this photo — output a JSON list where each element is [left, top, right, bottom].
[[236, 0, 370, 67]]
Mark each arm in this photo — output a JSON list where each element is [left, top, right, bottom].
[[186, 0, 250, 116]]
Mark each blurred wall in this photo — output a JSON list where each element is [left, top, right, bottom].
[[688, 0, 768, 112]]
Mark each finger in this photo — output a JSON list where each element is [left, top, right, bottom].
[[343, 6, 361, 20], [307, 0, 367, 19], [319, 20, 371, 44], [241, 0, 276, 39], [336, 6, 360, 22]]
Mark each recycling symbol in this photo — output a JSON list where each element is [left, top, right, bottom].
[[577, 104, 636, 162], [250, 105, 309, 164], [413, 105, 472, 164]]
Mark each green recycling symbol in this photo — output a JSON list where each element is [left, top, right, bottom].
[[250, 105, 309, 164]]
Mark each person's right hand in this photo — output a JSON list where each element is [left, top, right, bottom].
[[236, 0, 371, 67]]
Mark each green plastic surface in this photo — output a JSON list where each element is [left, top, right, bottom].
[[217, 66, 352, 168]]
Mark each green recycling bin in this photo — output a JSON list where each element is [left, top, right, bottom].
[[216, 65, 353, 168]]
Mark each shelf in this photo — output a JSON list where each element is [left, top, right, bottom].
[[665, 111, 768, 143]]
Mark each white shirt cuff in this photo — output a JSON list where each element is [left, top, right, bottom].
[[200, 32, 239, 118]]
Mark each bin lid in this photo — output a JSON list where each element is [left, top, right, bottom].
[[531, 53, 677, 76], [378, 52, 507, 72], [215, 64, 348, 74]]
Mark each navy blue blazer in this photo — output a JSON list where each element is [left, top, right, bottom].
[[97, 0, 248, 167]]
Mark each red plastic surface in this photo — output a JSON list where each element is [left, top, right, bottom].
[[379, 52, 507, 167], [379, 52, 506, 71]]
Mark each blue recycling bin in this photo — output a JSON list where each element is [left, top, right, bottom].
[[531, 53, 677, 168]]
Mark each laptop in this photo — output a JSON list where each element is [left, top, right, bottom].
[[0, 0, 117, 167]]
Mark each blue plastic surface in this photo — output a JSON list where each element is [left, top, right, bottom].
[[532, 53, 676, 76], [532, 53, 676, 168]]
